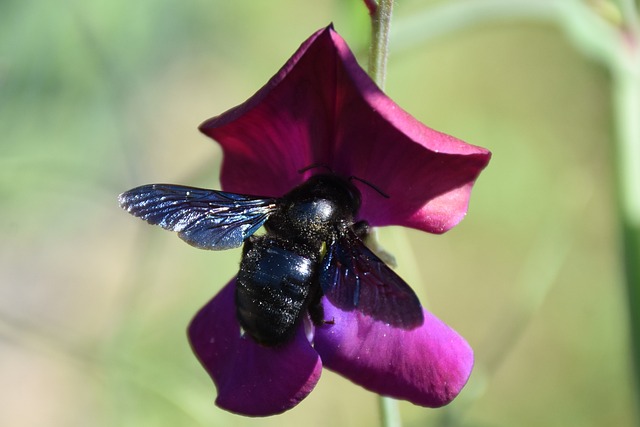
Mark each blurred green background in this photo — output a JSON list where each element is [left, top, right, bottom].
[[1, 0, 636, 426]]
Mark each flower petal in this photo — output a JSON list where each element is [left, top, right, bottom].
[[200, 25, 490, 233], [199, 27, 339, 197], [314, 298, 473, 407], [323, 29, 491, 233], [188, 279, 323, 416]]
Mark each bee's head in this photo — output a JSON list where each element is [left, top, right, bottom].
[[278, 174, 361, 238]]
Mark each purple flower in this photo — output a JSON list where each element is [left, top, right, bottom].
[[188, 26, 491, 416]]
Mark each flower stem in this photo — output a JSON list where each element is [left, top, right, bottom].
[[378, 396, 401, 427], [365, 1, 399, 425], [367, 0, 394, 89]]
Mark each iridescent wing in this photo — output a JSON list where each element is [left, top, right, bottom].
[[319, 229, 424, 329], [118, 184, 277, 250]]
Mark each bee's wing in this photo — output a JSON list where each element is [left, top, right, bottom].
[[118, 184, 277, 250], [319, 229, 424, 329]]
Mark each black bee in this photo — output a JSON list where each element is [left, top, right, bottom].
[[118, 173, 423, 346]]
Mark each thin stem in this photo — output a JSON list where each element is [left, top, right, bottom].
[[378, 396, 401, 427], [612, 30, 640, 426], [366, 1, 399, 425], [610, 1, 640, 424], [367, 0, 394, 89]]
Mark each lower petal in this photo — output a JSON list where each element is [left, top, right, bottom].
[[314, 298, 473, 407], [187, 279, 323, 416]]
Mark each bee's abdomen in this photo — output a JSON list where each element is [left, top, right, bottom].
[[236, 237, 317, 346]]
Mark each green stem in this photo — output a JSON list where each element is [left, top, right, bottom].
[[378, 395, 401, 427], [366, 1, 399, 425], [367, 0, 394, 89], [611, 1, 640, 423], [612, 36, 640, 425]]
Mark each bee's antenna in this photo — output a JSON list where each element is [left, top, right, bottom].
[[349, 176, 390, 199], [298, 163, 333, 174]]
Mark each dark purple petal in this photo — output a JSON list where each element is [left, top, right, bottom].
[[200, 26, 490, 233], [199, 28, 338, 197], [314, 298, 473, 407], [188, 280, 323, 416], [323, 29, 490, 233]]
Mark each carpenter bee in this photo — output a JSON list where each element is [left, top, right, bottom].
[[118, 173, 424, 346]]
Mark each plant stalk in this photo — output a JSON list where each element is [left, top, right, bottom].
[[612, 37, 640, 426], [367, 0, 394, 89], [365, 1, 402, 426]]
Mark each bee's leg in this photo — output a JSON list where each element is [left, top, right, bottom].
[[307, 282, 325, 326], [352, 220, 370, 239]]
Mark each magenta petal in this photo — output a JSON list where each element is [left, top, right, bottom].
[[199, 27, 339, 197], [314, 298, 473, 407], [200, 25, 490, 233], [324, 29, 490, 233], [187, 280, 323, 416]]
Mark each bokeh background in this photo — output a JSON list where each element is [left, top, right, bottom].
[[1, 0, 636, 426]]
